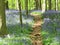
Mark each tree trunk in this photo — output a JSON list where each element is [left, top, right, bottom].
[[35, 0, 39, 10], [18, 0, 23, 26], [57, 0, 59, 10], [55, 0, 56, 10], [5, 1, 9, 10], [48, 0, 51, 10], [38, 0, 42, 10], [16, 0, 19, 10], [55, 0, 58, 11], [42, 0, 45, 12], [0, 0, 7, 36], [45, 0, 47, 11], [25, 0, 28, 17]]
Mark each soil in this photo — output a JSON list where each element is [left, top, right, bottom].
[[30, 14, 43, 45]]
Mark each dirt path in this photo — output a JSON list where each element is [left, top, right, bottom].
[[30, 14, 43, 45]]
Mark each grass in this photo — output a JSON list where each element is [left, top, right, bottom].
[[0, 24, 33, 45], [41, 30, 60, 45], [0, 36, 32, 45], [30, 11, 42, 16], [7, 24, 33, 36]]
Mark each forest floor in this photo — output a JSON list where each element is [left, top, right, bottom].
[[6, 10, 60, 44], [0, 10, 60, 45]]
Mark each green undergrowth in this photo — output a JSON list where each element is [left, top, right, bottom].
[[0, 24, 33, 45], [0, 36, 32, 45], [31, 12, 42, 15], [41, 30, 60, 45], [7, 24, 33, 36]]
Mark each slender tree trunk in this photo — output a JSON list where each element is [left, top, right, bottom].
[[57, 0, 59, 10], [38, 0, 42, 10], [5, 1, 9, 9], [25, 0, 28, 17], [55, 0, 56, 10], [0, 0, 7, 36], [55, 0, 58, 11], [45, 0, 47, 11], [48, 0, 51, 10], [42, 0, 45, 12], [16, 0, 19, 10], [35, 0, 39, 10], [18, 0, 23, 26]]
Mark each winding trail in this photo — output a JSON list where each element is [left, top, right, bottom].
[[30, 14, 43, 45]]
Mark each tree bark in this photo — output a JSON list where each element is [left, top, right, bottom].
[[38, 0, 42, 10], [0, 0, 7, 36], [18, 0, 23, 27], [42, 0, 45, 12], [55, 0, 58, 11], [45, 0, 47, 11], [48, 0, 51, 10], [25, 0, 28, 17], [5, 1, 9, 9], [35, 0, 39, 10]]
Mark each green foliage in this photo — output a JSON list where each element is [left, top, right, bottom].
[[7, 0, 60, 10], [8, 0, 35, 10], [31, 12, 42, 15], [0, 24, 32, 45], [0, 37, 32, 45], [31, 11, 44, 19], [41, 31, 60, 45], [50, 42, 60, 45], [8, 0, 16, 9], [7, 24, 33, 36], [41, 18, 60, 45]]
